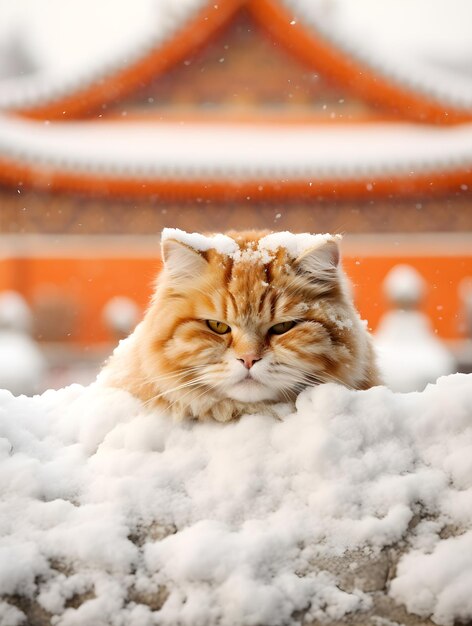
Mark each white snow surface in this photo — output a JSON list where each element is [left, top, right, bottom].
[[1, 375, 472, 625]]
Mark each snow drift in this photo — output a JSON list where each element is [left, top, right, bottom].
[[0, 375, 471, 626]]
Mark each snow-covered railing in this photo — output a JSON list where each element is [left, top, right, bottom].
[[0, 375, 471, 625]]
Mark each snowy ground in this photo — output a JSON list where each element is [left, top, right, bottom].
[[1, 375, 472, 626]]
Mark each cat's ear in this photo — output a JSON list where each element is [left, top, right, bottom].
[[295, 238, 339, 282], [161, 239, 208, 281]]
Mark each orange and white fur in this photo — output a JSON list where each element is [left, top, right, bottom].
[[100, 229, 380, 422]]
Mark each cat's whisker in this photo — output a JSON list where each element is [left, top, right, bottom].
[[141, 375, 211, 408], [134, 366, 205, 384], [282, 373, 349, 387], [289, 362, 356, 388], [277, 386, 295, 404], [146, 364, 208, 380], [164, 385, 212, 415], [179, 384, 226, 419], [134, 366, 209, 388], [277, 366, 354, 390], [164, 379, 223, 418], [268, 358, 343, 390]]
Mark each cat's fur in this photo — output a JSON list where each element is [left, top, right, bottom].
[[100, 230, 380, 422]]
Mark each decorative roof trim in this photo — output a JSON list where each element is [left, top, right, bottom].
[[10, 0, 472, 125], [13, 0, 244, 121], [1, 153, 471, 201], [252, 0, 472, 125]]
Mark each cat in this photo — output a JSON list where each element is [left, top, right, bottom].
[[100, 229, 380, 422]]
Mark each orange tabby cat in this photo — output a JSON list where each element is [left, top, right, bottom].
[[100, 229, 380, 422]]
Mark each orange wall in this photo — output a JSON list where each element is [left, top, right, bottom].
[[0, 257, 160, 344], [343, 256, 472, 337], [0, 254, 471, 343]]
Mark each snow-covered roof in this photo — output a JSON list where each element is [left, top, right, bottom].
[[1, 115, 472, 182], [286, 0, 472, 110], [0, 0, 471, 113], [0, 0, 206, 110], [1, 1, 471, 195]]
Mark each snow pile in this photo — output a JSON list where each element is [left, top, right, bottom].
[[1, 375, 472, 625]]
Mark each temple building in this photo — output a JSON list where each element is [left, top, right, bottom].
[[0, 0, 471, 351]]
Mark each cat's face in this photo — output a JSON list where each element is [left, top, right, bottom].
[[145, 230, 364, 407]]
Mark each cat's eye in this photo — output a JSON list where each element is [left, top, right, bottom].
[[269, 320, 296, 335], [206, 320, 231, 334]]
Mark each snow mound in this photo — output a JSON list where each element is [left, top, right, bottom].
[[0, 376, 472, 625]]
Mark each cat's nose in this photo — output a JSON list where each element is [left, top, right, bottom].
[[237, 354, 261, 369]]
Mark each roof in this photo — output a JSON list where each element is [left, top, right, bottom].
[[0, 0, 471, 200], [1, 115, 471, 199], [0, 0, 471, 122], [287, 0, 472, 110]]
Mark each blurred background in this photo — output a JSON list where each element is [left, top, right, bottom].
[[0, 0, 471, 394]]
